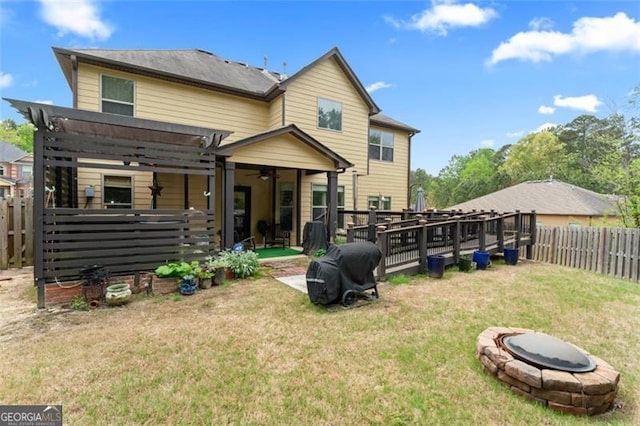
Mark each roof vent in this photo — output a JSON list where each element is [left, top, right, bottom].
[[196, 49, 213, 55]]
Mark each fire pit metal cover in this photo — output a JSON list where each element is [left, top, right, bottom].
[[502, 333, 596, 373]]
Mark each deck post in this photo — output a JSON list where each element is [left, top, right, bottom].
[[368, 207, 377, 242], [223, 161, 235, 249], [346, 222, 354, 243], [527, 210, 536, 259], [478, 217, 486, 251], [515, 210, 522, 251], [453, 220, 461, 264], [376, 224, 388, 280], [418, 219, 428, 272], [497, 214, 504, 252]]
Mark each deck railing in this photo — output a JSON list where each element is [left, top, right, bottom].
[[346, 210, 536, 279]]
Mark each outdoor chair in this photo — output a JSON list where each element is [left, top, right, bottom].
[[264, 223, 291, 248], [234, 231, 256, 252]]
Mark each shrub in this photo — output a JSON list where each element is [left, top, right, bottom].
[[222, 250, 259, 279]]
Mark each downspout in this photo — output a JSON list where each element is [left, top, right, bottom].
[[71, 55, 78, 109], [407, 131, 414, 209]]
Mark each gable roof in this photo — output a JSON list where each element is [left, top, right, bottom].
[[54, 47, 284, 100], [371, 113, 420, 134], [448, 180, 621, 216], [216, 124, 353, 170], [278, 47, 380, 115], [0, 141, 27, 162], [53, 46, 382, 115]]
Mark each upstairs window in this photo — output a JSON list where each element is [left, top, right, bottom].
[[317, 98, 342, 131], [103, 175, 132, 208], [368, 195, 391, 210], [369, 129, 394, 162], [19, 165, 32, 178], [101, 75, 134, 116]]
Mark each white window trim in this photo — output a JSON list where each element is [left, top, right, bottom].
[[369, 129, 395, 162], [100, 74, 136, 116], [102, 174, 134, 208]]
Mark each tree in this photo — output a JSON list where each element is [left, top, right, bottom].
[[0, 119, 35, 152], [498, 131, 567, 184]]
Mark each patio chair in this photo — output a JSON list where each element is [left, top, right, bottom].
[[234, 231, 256, 252], [264, 223, 291, 248]]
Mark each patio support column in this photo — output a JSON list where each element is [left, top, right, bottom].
[[327, 170, 338, 243], [33, 130, 45, 308], [223, 161, 235, 249]]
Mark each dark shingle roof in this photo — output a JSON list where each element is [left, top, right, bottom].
[[448, 180, 620, 216], [371, 113, 419, 133], [54, 48, 282, 97], [0, 141, 27, 162]]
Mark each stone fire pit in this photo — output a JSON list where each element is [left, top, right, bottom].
[[476, 327, 620, 416]]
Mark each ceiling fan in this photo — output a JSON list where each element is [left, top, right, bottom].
[[248, 167, 279, 181]]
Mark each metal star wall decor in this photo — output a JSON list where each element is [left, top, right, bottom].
[[148, 178, 163, 197]]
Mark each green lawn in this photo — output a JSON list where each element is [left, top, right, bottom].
[[1, 261, 638, 425]]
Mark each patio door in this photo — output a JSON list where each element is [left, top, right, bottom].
[[234, 186, 251, 241]]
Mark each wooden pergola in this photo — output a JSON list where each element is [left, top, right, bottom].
[[6, 99, 230, 308]]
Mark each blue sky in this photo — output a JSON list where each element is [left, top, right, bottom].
[[1, 1, 639, 174]]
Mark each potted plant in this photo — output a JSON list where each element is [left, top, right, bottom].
[[190, 260, 213, 289], [154, 262, 198, 295], [225, 250, 259, 279], [205, 254, 230, 285]]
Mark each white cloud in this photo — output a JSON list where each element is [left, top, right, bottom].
[[385, 0, 497, 36], [506, 130, 524, 138], [480, 139, 495, 147], [553, 94, 602, 112], [33, 100, 54, 105], [529, 17, 554, 31], [538, 105, 556, 114], [534, 122, 557, 132], [487, 12, 640, 65], [366, 81, 393, 93], [0, 72, 13, 89], [39, 0, 113, 40]]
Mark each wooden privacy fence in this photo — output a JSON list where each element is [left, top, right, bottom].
[[0, 198, 34, 269], [534, 226, 640, 282]]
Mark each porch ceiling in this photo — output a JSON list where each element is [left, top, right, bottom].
[[216, 124, 353, 171]]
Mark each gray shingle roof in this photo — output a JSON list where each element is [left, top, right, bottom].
[[371, 113, 419, 133], [448, 180, 620, 216], [54, 48, 281, 97], [0, 141, 27, 162]]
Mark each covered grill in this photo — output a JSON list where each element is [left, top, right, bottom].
[[306, 242, 382, 306]]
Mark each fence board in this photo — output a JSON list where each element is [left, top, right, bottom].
[[0, 201, 8, 269], [534, 226, 640, 283], [0, 198, 34, 269]]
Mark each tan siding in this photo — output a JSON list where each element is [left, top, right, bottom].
[[228, 135, 335, 170], [537, 214, 604, 227], [76, 163, 153, 209], [284, 58, 369, 171], [155, 173, 184, 209], [359, 126, 410, 210], [268, 96, 283, 129], [77, 64, 269, 142]]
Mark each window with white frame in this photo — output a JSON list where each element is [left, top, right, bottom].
[[312, 184, 345, 228], [101, 75, 135, 116], [103, 175, 133, 208], [368, 195, 391, 210], [19, 165, 32, 178], [317, 98, 342, 131], [0, 166, 4, 176], [369, 129, 394, 162]]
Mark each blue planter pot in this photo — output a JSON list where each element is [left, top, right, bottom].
[[427, 255, 446, 278], [472, 250, 491, 270], [504, 248, 519, 265], [179, 278, 197, 295]]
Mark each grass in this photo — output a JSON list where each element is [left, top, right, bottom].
[[1, 262, 639, 425]]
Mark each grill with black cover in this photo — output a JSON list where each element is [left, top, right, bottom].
[[306, 242, 382, 306]]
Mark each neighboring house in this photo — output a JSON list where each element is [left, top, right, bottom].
[[448, 179, 620, 227], [0, 141, 33, 199], [51, 46, 419, 246]]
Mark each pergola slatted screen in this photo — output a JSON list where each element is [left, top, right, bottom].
[[4, 99, 231, 308]]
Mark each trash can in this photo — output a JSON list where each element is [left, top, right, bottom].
[[427, 255, 446, 278], [504, 248, 519, 265], [472, 250, 491, 270]]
